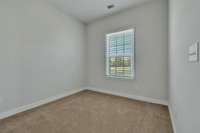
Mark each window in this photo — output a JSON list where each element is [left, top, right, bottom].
[[105, 29, 134, 79]]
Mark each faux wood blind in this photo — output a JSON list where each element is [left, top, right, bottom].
[[105, 29, 134, 79]]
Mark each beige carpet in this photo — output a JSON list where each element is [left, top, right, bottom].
[[0, 90, 173, 133]]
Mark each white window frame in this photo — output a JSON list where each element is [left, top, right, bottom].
[[105, 28, 135, 79]]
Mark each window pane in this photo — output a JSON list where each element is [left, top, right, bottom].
[[106, 29, 134, 79]]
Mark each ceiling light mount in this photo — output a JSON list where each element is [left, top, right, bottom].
[[107, 4, 115, 9]]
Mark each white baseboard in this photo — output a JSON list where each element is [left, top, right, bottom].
[[168, 105, 177, 133], [0, 87, 169, 121], [0, 88, 84, 120], [86, 87, 168, 106]]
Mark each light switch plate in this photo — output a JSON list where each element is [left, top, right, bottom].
[[188, 42, 199, 62]]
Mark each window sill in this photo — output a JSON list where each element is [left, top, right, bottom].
[[105, 75, 134, 80]]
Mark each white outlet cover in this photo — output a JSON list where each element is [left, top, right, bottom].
[[188, 42, 199, 62]]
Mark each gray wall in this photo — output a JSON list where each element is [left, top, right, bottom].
[[87, 0, 169, 101], [0, 0, 87, 113], [169, 0, 200, 132]]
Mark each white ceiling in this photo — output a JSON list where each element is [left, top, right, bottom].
[[50, 0, 154, 23]]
